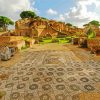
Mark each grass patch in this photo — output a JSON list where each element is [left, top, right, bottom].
[[39, 37, 72, 44], [23, 36, 33, 42], [21, 45, 28, 50]]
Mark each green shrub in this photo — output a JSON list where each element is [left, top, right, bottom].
[[21, 46, 28, 50], [65, 37, 72, 42], [52, 38, 59, 43], [38, 38, 43, 42]]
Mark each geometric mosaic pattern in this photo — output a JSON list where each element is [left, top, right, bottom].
[[0, 50, 100, 100]]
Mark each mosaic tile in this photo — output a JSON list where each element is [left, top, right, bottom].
[[10, 92, 20, 99], [56, 84, 66, 90], [84, 85, 95, 91], [55, 94, 66, 100], [40, 94, 51, 100], [0, 50, 100, 100], [29, 84, 38, 90], [42, 84, 51, 91], [80, 77, 89, 82]]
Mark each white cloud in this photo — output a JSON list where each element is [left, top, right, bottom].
[[47, 8, 58, 15], [58, 14, 65, 21], [0, 0, 38, 21], [57, 0, 100, 27]]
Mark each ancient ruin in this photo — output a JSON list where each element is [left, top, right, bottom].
[[0, 1, 100, 99], [15, 18, 85, 38]]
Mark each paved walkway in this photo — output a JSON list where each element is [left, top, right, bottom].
[[0, 44, 100, 100]]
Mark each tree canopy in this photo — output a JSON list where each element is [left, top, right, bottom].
[[66, 23, 72, 27], [0, 16, 14, 31], [89, 20, 100, 27], [83, 24, 89, 27], [83, 20, 100, 28], [20, 11, 37, 19]]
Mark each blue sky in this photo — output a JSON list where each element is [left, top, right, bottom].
[[33, 0, 100, 27], [0, 0, 100, 27], [34, 0, 75, 18]]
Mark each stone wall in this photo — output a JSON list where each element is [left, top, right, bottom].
[[15, 18, 85, 38], [0, 36, 25, 50]]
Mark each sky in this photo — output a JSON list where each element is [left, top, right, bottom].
[[0, 0, 100, 27]]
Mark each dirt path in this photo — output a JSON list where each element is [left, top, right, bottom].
[[0, 43, 69, 68], [0, 43, 100, 68]]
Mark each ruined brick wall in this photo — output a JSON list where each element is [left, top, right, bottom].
[[0, 36, 25, 50], [15, 18, 85, 38]]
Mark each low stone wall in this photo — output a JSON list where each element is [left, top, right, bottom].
[[0, 36, 25, 50], [8, 40, 25, 50], [25, 39, 35, 48], [87, 38, 100, 54], [0, 36, 23, 43]]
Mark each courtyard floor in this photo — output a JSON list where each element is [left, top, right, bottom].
[[0, 43, 100, 100]]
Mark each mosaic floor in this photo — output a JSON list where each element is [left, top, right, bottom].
[[0, 49, 100, 100]]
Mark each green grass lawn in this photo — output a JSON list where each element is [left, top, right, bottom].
[[39, 37, 72, 44]]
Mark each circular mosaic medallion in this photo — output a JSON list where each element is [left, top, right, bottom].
[[88, 72, 96, 76], [48, 68, 54, 71], [26, 72, 33, 75], [24, 93, 34, 100], [67, 72, 74, 75], [95, 68, 100, 71], [17, 83, 25, 89], [10, 92, 20, 99], [57, 72, 64, 76], [33, 78, 41, 82], [40, 94, 50, 100], [37, 72, 43, 76], [5, 83, 14, 88], [56, 84, 65, 90], [74, 64, 80, 67], [29, 67, 35, 71], [39, 68, 45, 71], [21, 67, 27, 70], [47, 72, 53, 76], [25, 64, 30, 67], [78, 72, 86, 76], [80, 77, 89, 82], [55, 94, 65, 100], [12, 77, 19, 81], [68, 77, 76, 82], [56, 78, 63, 83], [84, 85, 95, 91], [17, 71, 23, 75], [42, 84, 51, 90], [66, 68, 73, 71], [44, 77, 52, 82], [69, 84, 80, 91], [29, 84, 38, 90], [57, 68, 64, 71], [92, 77, 100, 82], [76, 68, 83, 71], [22, 77, 29, 81]]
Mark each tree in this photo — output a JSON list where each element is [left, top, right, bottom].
[[83, 20, 100, 37], [41, 17, 48, 20], [20, 11, 37, 19], [86, 28, 96, 38], [0, 16, 14, 31], [89, 20, 100, 27], [83, 24, 89, 27], [66, 23, 73, 27]]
